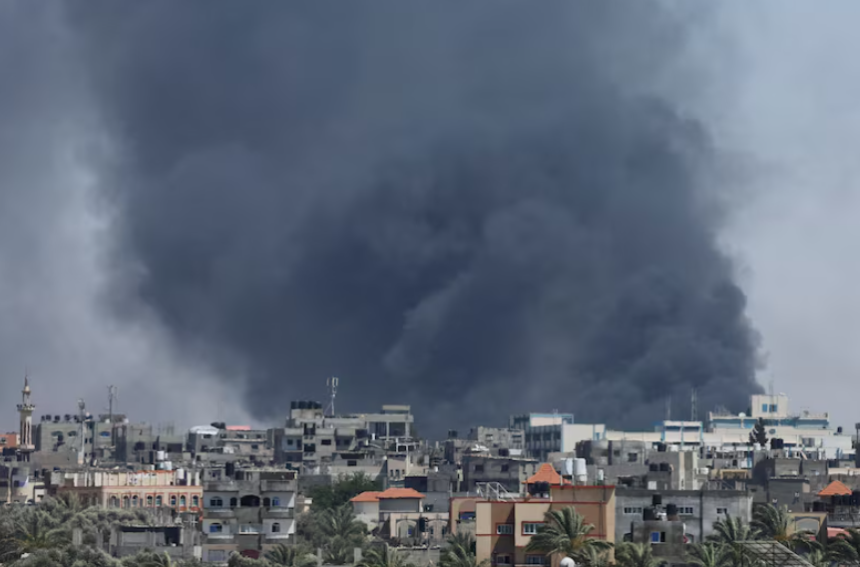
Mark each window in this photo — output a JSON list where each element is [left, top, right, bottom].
[[523, 523, 542, 535], [110, 496, 119, 508], [526, 556, 546, 565], [347, 460, 357, 467], [679, 507, 694, 515], [156, 496, 163, 507], [321, 439, 332, 446], [170, 495, 177, 506], [495, 555, 512, 565], [132, 495, 139, 507], [264, 497, 272, 507], [716, 507, 728, 515], [122, 496, 130, 509], [209, 523, 223, 533], [251, 444, 259, 450], [651, 532, 660, 543], [770, 404, 778, 413], [272, 497, 281, 507], [623, 507, 643, 514], [500, 464, 509, 473], [209, 497, 223, 508], [762, 403, 769, 413], [474, 464, 484, 473], [230, 497, 238, 507], [497, 524, 514, 535], [146, 496, 153, 507], [180, 495, 187, 507], [272, 522, 281, 533], [628, 453, 638, 463]]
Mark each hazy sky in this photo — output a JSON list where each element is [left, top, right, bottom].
[[0, 3, 858, 433]]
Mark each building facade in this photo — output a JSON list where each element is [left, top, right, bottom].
[[51, 468, 202, 511]]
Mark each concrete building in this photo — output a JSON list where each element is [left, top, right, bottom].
[[468, 427, 525, 453], [472, 463, 615, 567], [50, 468, 202, 511], [201, 467, 297, 562], [461, 454, 539, 494], [351, 487, 447, 543], [104, 524, 201, 560], [615, 488, 753, 544]]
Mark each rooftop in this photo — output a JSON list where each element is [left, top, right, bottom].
[[351, 488, 425, 502], [524, 463, 569, 486], [819, 480, 852, 497]]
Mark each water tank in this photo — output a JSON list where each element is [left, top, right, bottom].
[[666, 503, 678, 517], [290, 401, 297, 410], [573, 458, 587, 482], [560, 558, 576, 567], [652, 494, 662, 506], [597, 469, 605, 484], [643, 508, 657, 521], [562, 458, 575, 477], [156, 450, 166, 461]]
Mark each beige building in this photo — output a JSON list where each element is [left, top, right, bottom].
[[466, 463, 615, 567], [50, 468, 202, 512], [351, 487, 447, 543]]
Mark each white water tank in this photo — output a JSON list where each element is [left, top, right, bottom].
[[156, 450, 166, 461], [574, 458, 587, 483], [562, 458, 575, 477], [561, 558, 576, 567], [597, 469, 605, 483]]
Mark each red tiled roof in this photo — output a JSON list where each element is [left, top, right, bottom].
[[819, 480, 852, 497], [225, 425, 251, 431], [351, 491, 382, 503], [524, 463, 569, 486], [377, 488, 426, 499], [829, 527, 848, 539]]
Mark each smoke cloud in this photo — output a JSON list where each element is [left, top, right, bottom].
[[55, 2, 763, 433]]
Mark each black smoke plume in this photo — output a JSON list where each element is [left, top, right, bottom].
[[67, 2, 762, 433]]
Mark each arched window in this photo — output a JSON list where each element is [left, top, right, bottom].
[[132, 495, 139, 507], [240, 495, 260, 507], [210, 497, 223, 508], [192, 495, 199, 508], [229, 497, 237, 507], [272, 497, 280, 507], [272, 522, 280, 533], [146, 496, 153, 507], [170, 495, 177, 506], [180, 495, 187, 507], [110, 496, 119, 508], [263, 497, 271, 507], [156, 495, 163, 507], [209, 523, 223, 533], [122, 496, 130, 509]]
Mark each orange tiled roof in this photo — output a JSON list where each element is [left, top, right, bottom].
[[524, 463, 569, 486], [350, 491, 383, 503], [377, 488, 426, 499], [819, 480, 853, 497]]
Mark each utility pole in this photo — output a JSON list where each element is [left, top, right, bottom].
[[665, 397, 671, 422], [691, 389, 698, 422], [325, 377, 339, 417], [107, 385, 117, 449]]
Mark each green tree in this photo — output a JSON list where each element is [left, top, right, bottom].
[[615, 543, 663, 567], [357, 545, 414, 567], [265, 543, 318, 567], [524, 507, 612, 564], [749, 418, 768, 446], [578, 546, 612, 567], [825, 529, 860, 564], [439, 533, 488, 567], [686, 543, 732, 567], [309, 473, 382, 511], [751, 503, 808, 548]]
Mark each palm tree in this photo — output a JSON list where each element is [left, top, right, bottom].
[[524, 507, 613, 564], [750, 503, 808, 549], [826, 528, 860, 565], [615, 543, 663, 567], [686, 543, 732, 567], [707, 516, 754, 545], [357, 544, 414, 567], [266, 543, 318, 567], [319, 503, 366, 541], [439, 533, 488, 567], [578, 546, 612, 567], [14, 510, 69, 553]]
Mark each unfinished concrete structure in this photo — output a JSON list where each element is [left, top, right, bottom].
[[201, 467, 297, 562]]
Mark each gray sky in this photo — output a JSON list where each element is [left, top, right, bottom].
[[0, 3, 857, 432]]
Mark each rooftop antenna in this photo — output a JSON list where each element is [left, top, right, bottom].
[[325, 377, 339, 417], [107, 385, 118, 448], [691, 389, 698, 422], [665, 397, 671, 422], [77, 398, 86, 466]]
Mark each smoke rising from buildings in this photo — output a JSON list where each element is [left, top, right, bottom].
[[1, 2, 781, 433]]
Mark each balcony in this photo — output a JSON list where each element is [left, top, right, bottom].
[[204, 508, 235, 518], [264, 533, 292, 542], [205, 534, 235, 543], [264, 507, 295, 519]]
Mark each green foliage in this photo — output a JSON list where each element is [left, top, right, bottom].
[[265, 543, 318, 567], [686, 543, 732, 567], [524, 507, 612, 564], [614, 543, 664, 567], [308, 473, 381, 512], [356, 544, 414, 567], [439, 533, 488, 567]]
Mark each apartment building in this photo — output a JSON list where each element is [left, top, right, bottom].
[[465, 463, 615, 566], [461, 454, 538, 494], [50, 468, 202, 511], [201, 467, 297, 562]]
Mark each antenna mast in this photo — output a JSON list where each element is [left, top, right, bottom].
[[107, 385, 118, 449], [691, 389, 698, 422], [325, 377, 339, 417], [77, 399, 86, 466], [665, 397, 671, 421]]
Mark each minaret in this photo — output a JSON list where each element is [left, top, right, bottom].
[[16, 376, 35, 462]]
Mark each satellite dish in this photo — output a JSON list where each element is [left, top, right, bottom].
[[561, 558, 576, 567]]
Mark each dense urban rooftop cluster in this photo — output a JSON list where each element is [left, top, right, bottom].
[[2, 381, 859, 567]]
